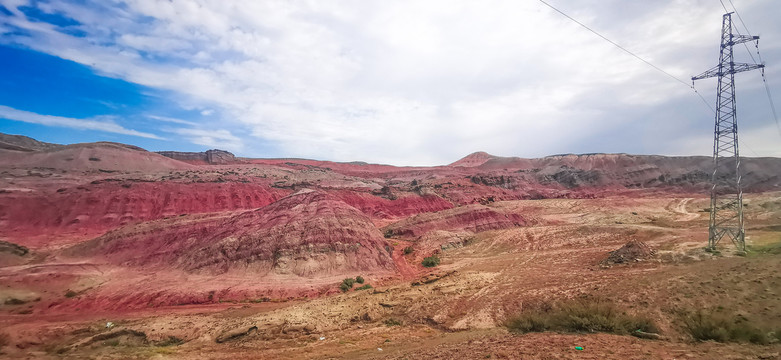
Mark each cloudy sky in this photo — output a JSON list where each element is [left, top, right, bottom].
[[0, 0, 779, 165]]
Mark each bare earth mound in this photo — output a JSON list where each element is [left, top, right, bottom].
[[602, 239, 656, 265]]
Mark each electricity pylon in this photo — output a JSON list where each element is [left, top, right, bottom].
[[692, 12, 764, 252]]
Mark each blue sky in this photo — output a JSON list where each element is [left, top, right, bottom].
[[0, 0, 779, 165]]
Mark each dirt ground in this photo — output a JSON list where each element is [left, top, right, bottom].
[[2, 192, 781, 359]]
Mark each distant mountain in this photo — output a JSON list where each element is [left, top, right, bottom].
[[0, 133, 62, 152], [156, 149, 239, 165], [0, 139, 192, 172], [448, 151, 781, 192]]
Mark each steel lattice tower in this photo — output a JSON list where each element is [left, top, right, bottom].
[[692, 12, 763, 252]]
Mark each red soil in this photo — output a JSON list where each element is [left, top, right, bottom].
[[71, 190, 396, 276], [383, 204, 527, 238], [0, 182, 289, 247]]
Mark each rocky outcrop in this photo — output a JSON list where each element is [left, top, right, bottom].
[[157, 149, 238, 165]]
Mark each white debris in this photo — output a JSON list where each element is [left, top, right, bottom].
[[377, 348, 383, 351], [106, 322, 114, 329], [319, 337, 326, 341]]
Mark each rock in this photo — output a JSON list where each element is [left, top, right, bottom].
[[216, 326, 258, 343], [0, 240, 29, 256], [79, 329, 148, 347], [631, 330, 665, 340]]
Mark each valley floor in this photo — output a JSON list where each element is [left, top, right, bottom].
[[2, 193, 781, 359]]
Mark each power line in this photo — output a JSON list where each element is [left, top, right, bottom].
[[761, 69, 781, 136], [728, 0, 753, 36], [719, 0, 759, 64], [535, 0, 716, 114], [724, 0, 781, 136]]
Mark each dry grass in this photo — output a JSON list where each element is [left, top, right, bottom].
[[505, 298, 658, 335], [682, 309, 773, 344]]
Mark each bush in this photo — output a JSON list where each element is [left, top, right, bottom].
[[384, 318, 402, 326], [355, 276, 365, 284], [65, 290, 78, 298], [403, 246, 414, 255], [506, 298, 658, 335], [683, 310, 770, 344], [422, 256, 440, 268], [355, 284, 372, 290], [340, 278, 356, 292]]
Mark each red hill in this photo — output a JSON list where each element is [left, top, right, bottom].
[[71, 190, 396, 277]]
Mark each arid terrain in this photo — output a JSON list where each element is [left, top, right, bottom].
[[1, 132, 780, 359]]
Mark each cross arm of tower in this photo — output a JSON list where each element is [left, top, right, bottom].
[[692, 63, 765, 81]]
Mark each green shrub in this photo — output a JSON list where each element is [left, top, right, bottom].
[[403, 246, 414, 255], [506, 298, 657, 335], [355, 284, 372, 290], [683, 310, 770, 344], [340, 278, 356, 292], [422, 256, 440, 268], [384, 318, 402, 326], [355, 276, 365, 284]]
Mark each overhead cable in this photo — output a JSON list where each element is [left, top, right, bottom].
[[536, 0, 716, 114]]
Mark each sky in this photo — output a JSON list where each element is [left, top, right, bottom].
[[0, 0, 779, 165]]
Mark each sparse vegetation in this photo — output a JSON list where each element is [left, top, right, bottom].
[[403, 246, 414, 255], [422, 256, 440, 268], [505, 298, 658, 335], [355, 276, 364, 284], [157, 336, 184, 347], [355, 284, 372, 290], [748, 241, 781, 256], [340, 278, 356, 292], [65, 290, 78, 298], [0, 332, 9, 349], [682, 309, 771, 344], [384, 318, 402, 326]]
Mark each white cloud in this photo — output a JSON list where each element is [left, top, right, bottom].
[[0, 105, 163, 139], [147, 115, 197, 126], [1, 0, 779, 164], [165, 127, 244, 152]]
